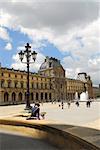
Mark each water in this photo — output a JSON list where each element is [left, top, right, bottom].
[[74, 91, 89, 102], [80, 91, 89, 101]]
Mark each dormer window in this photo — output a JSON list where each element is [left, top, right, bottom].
[[49, 62, 52, 67]]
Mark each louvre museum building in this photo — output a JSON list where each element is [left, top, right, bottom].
[[0, 56, 93, 105]]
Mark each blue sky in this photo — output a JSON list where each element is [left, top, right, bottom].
[[0, 28, 64, 68], [0, 1, 99, 86], [0, 28, 31, 67]]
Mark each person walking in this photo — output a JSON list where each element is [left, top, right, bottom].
[[61, 101, 64, 109], [76, 101, 79, 107], [67, 101, 71, 109]]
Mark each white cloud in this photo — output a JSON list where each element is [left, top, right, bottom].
[[0, 1, 99, 85], [0, 27, 10, 41], [5, 42, 12, 50], [11, 52, 45, 72], [58, 18, 100, 85], [11, 54, 26, 70]]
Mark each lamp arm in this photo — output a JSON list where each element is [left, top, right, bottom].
[[21, 61, 35, 64], [28, 61, 35, 64], [21, 61, 27, 64]]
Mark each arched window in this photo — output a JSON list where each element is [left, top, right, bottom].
[[41, 93, 43, 100], [30, 93, 33, 100], [15, 82, 18, 88], [45, 93, 47, 100], [21, 82, 23, 88], [49, 62, 52, 67], [8, 80, 11, 88], [18, 92, 22, 101], [49, 93, 51, 100], [45, 83, 47, 89], [36, 93, 38, 100], [41, 83, 43, 89], [4, 92, 9, 102], [25, 92, 27, 100], [1, 80, 4, 88], [32, 83, 34, 89], [12, 92, 16, 102]]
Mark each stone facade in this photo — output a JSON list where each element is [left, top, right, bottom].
[[93, 85, 100, 98], [0, 57, 93, 105]]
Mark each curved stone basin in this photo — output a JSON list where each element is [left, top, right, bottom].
[[0, 125, 58, 150], [0, 118, 99, 150]]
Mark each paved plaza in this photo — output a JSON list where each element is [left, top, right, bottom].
[[0, 101, 100, 129], [0, 101, 100, 149], [0, 129, 58, 150]]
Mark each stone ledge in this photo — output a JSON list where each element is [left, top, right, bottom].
[[0, 118, 99, 150]]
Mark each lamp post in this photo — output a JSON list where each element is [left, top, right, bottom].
[[83, 82, 86, 92], [18, 43, 37, 110]]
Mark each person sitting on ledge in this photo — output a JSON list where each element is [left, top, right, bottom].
[[26, 103, 46, 120], [31, 103, 40, 120]]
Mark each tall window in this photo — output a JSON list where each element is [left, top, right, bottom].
[[8, 81, 11, 88], [41, 93, 43, 100], [4, 92, 9, 102], [1, 80, 4, 88], [12, 92, 16, 102], [45, 93, 47, 100], [15, 82, 17, 88], [18, 92, 22, 101], [32, 83, 34, 89], [45, 83, 47, 89], [50, 83, 52, 89], [41, 83, 43, 89], [49, 93, 51, 100], [21, 82, 23, 88], [36, 93, 38, 100], [31, 93, 33, 100], [49, 62, 52, 67]]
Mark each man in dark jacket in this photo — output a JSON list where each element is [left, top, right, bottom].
[[31, 103, 40, 119]]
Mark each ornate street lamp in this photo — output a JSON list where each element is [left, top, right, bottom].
[[18, 43, 37, 110]]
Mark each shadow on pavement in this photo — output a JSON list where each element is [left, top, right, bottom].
[[0, 132, 58, 150]]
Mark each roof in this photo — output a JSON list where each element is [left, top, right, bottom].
[[39, 56, 63, 71]]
